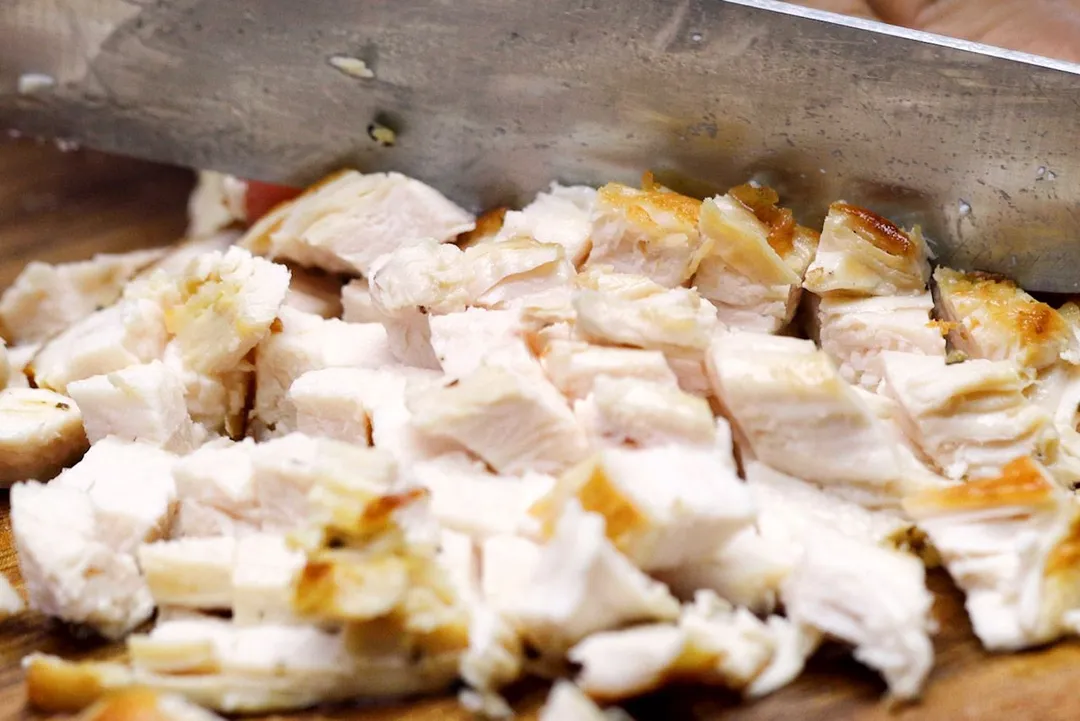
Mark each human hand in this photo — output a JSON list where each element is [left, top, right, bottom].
[[789, 0, 1080, 63]]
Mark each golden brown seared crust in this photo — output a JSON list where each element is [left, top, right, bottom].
[[597, 182, 702, 230], [937, 269, 1069, 351], [1045, 515, 1080, 579], [76, 688, 222, 721], [729, 184, 798, 256], [457, 207, 507, 247], [830, 201, 916, 258], [24, 653, 131, 714], [904, 457, 1056, 516]]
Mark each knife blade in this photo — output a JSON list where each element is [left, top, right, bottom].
[[1, 0, 1078, 291]]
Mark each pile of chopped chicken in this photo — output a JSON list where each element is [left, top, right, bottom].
[[3, 166, 1080, 720]]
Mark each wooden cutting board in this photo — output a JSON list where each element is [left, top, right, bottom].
[[2, 139, 1080, 721]]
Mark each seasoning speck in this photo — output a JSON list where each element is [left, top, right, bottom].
[[329, 55, 375, 79], [368, 123, 397, 147], [958, 199, 972, 217], [1036, 166, 1047, 180], [17, 73, 56, 95]]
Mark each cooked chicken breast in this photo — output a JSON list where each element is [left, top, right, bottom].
[[409, 364, 590, 475], [585, 181, 705, 287], [0, 573, 24, 618], [803, 202, 931, 296], [463, 237, 574, 309], [251, 307, 395, 437], [0, 249, 165, 345], [539, 681, 616, 721], [340, 278, 383, 324], [707, 332, 930, 506], [532, 446, 753, 571], [816, 293, 946, 390], [569, 590, 808, 702], [693, 185, 819, 333], [162, 342, 250, 440], [68, 360, 202, 453], [539, 339, 679, 401], [880, 352, 1055, 480], [933, 267, 1077, 371], [411, 456, 553, 539], [781, 525, 934, 700], [574, 273, 720, 355], [479, 534, 543, 612], [172, 440, 260, 538], [238, 170, 475, 275], [0, 387, 89, 485], [575, 376, 716, 448], [497, 183, 597, 267], [78, 688, 227, 721], [428, 307, 534, 379], [508, 501, 680, 655], [138, 537, 236, 610], [187, 170, 248, 238], [28, 301, 167, 395], [231, 533, 305, 625], [288, 367, 372, 445], [12, 448, 173, 639], [905, 457, 1080, 651], [3, 342, 37, 389]]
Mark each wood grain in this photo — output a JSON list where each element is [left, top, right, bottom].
[[3, 140, 1080, 721]]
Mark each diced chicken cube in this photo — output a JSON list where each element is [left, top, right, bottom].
[[905, 457, 1080, 651], [283, 267, 344, 319], [747, 461, 921, 552], [0, 387, 88, 485], [29, 301, 166, 394], [3, 342, 38, 389], [340, 278, 382, 323], [533, 447, 754, 570], [653, 526, 794, 615], [815, 293, 946, 390], [497, 183, 597, 267], [411, 456, 553, 538], [252, 307, 395, 437], [507, 501, 680, 655], [429, 307, 534, 379], [575, 376, 716, 447], [288, 368, 372, 445], [459, 605, 526, 716], [0, 249, 165, 345], [187, 170, 248, 237], [240, 170, 473, 274], [138, 247, 291, 374], [438, 528, 481, 607], [574, 273, 720, 355], [68, 360, 202, 453], [162, 341, 250, 439], [409, 364, 590, 475], [480, 534, 543, 612], [881, 352, 1055, 480], [150, 232, 239, 277], [463, 238, 574, 309], [585, 181, 704, 287], [781, 525, 934, 699], [933, 267, 1077, 371], [569, 591, 801, 702], [51, 438, 177, 553], [289, 366, 452, 467], [138, 537, 236, 609], [251, 433, 397, 532], [539, 681, 615, 721], [231, 533, 305, 625], [693, 185, 819, 333], [173, 440, 259, 538], [707, 332, 929, 506], [540, 339, 678, 400], [803, 202, 930, 296], [11, 481, 155, 639]]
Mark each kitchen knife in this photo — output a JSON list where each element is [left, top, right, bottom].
[[1, 0, 1078, 291]]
